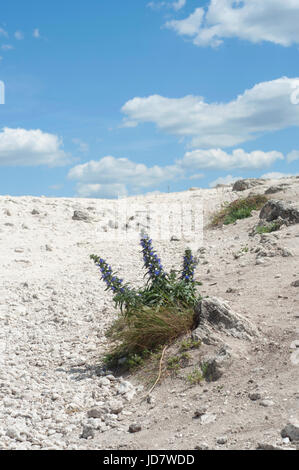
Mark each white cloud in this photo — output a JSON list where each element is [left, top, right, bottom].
[[72, 138, 89, 153], [172, 0, 186, 11], [147, 1, 166, 10], [68, 156, 183, 197], [189, 173, 204, 180], [147, 0, 186, 12], [165, 0, 299, 47], [68, 145, 287, 197], [33, 28, 40, 39], [1, 44, 14, 50], [261, 172, 297, 179], [178, 148, 284, 171], [0, 28, 8, 37], [0, 128, 71, 167], [209, 174, 241, 188], [165, 8, 205, 37], [76, 183, 128, 199], [122, 77, 299, 148], [287, 150, 299, 163], [14, 31, 24, 40]]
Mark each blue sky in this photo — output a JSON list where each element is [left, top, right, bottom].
[[0, 0, 299, 198]]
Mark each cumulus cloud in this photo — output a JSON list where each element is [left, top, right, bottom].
[[165, 0, 299, 47], [122, 77, 299, 148], [148, 0, 186, 12], [72, 138, 89, 154], [209, 175, 241, 188], [287, 150, 299, 163], [189, 173, 204, 180], [75, 183, 128, 199], [68, 145, 287, 198], [261, 172, 297, 179], [0, 127, 71, 167], [172, 0, 186, 11], [14, 31, 24, 40], [177, 148, 284, 171], [33, 28, 40, 39], [1, 44, 14, 50], [68, 156, 183, 197], [0, 28, 8, 37]]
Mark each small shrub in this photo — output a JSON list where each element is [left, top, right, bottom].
[[167, 352, 191, 373], [167, 356, 181, 372], [186, 368, 203, 385], [211, 195, 268, 227], [179, 338, 201, 352], [200, 361, 210, 379], [107, 303, 195, 361], [91, 235, 202, 372], [256, 221, 281, 234]]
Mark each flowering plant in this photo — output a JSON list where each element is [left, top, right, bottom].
[[90, 236, 201, 316]]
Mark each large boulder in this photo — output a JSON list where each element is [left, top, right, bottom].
[[193, 296, 259, 344], [233, 179, 265, 192], [259, 200, 299, 225], [72, 210, 92, 222], [264, 184, 288, 195]]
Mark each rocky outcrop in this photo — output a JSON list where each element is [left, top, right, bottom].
[[259, 200, 299, 225], [264, 184, 288, 195], [193, 296, 259, 344], [72, 210, 92, 222], [233, 179, 266, 192]]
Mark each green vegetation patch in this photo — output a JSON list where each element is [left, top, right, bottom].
[[211, 195, 268, 227]]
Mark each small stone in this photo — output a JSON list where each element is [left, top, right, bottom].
[[129, 424, 141, 433], [281, 421, 299, 441], [200, 413, 217, 425], [117, 381, 133, 395], [257, 443, 286, 450], [217, 436, 228, 445], [194, 443, 209, 450], [193, 407, 208, 419], [291, 280, 299, 287], [72, 210, 91, 222], [248, 392, 261, 401], [108, 400, 123, 415], [87, 408, 103, 419], [259, 399, 274, 407], [99, 377, 111, 387], [80, 425, 95, 439]]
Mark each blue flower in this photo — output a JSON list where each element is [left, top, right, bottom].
[[181, 249, 197, 283], [140, 236, 165, 282]]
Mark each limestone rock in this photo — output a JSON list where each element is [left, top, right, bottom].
[[233, 179, 265, 192], [260, 200, 299, 225], [281, 420, 299, 441], [193, 297, 259, 342], [72, 210, 92, 222]]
